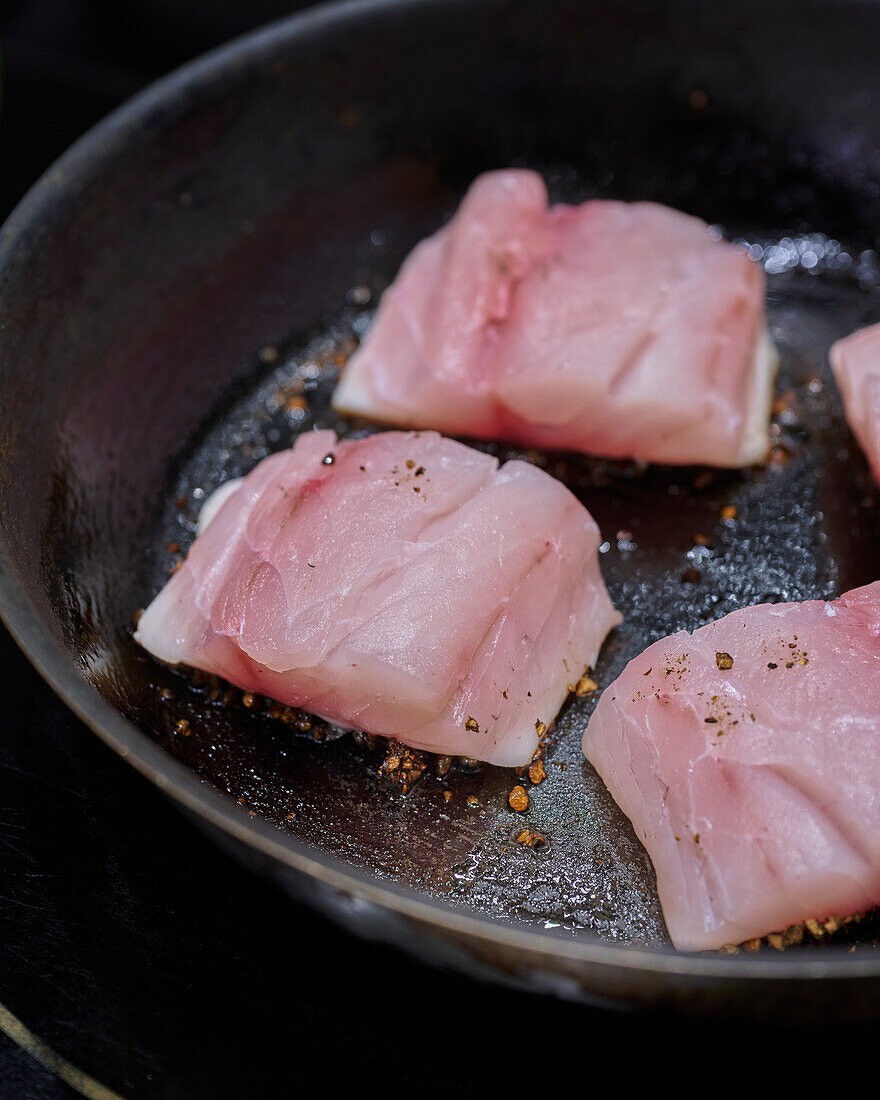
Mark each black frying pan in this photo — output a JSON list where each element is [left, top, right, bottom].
[[3, 0, 880, 1019]]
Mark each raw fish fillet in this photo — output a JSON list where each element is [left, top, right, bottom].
[[136, 429, 620, 766], [333, 169, 775, 468], [582, 583, 880, 950], [830, 322, 880, 484]]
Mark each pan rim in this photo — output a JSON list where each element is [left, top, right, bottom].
[[1, 0, 878, 984]]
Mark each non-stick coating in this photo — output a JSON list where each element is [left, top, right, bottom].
[[4, 0, 880, 1015]]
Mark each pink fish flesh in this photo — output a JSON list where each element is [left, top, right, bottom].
[[830, 322, 880, 485], [333, 169, 775, 468], [136, 429, 620, 766], [582, 582, 880, 950]]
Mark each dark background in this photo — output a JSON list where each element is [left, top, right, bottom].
[[0, 1, 872, 1095]]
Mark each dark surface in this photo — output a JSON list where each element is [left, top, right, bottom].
[[0, 3, 679, 1096], [2, 626, 876, 1100], [2, 1, 880, 1093], [142, 226, 880, 949], [0, 606, 648, 1098], [0, 2, 519, 1096], [5, 0, 880, 1005]]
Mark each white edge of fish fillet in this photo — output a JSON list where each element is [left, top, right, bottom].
[[332, 324, 780, 468]]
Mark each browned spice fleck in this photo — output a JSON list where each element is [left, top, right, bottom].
[[285, 395, 308, 412], [783, 924, 805, 947], [715, 651, 734, 670], [379, 739, 426, 794], [491, 253, 511, 275], [169, 557, 184, 574], [167, 541, 180, 554], [465, 716, 479, 733], [798, 913, 860, 939], [159, 687, 175, 702], [575, 674, 598, 697], [528, 759, 547, 785], [767, 662, 778, 669], [721, 505, 737, 520], [174, 719, 191, 737], [406, 459, 415, 469], [721, 920, 821, 954], [694, 533, 710, 547], [515, 828, 548, 849], [534, 720, 547, 738], [351, 729, 377, 750], [508, 785, 530, 812], [467, 795, 479, 807], [443, 790, 452, 802], [435, 755, 452, 777]]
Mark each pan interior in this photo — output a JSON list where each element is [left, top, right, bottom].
[[3, 0, 880, 960], [134, 172, 880, 952]]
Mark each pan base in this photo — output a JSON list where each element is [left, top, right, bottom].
[[136, 204, 880, 954]]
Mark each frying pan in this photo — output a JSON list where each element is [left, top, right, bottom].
[[3, 0, 880, 1020]]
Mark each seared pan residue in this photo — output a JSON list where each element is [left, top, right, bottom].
[[138, 212, 880, 953]]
